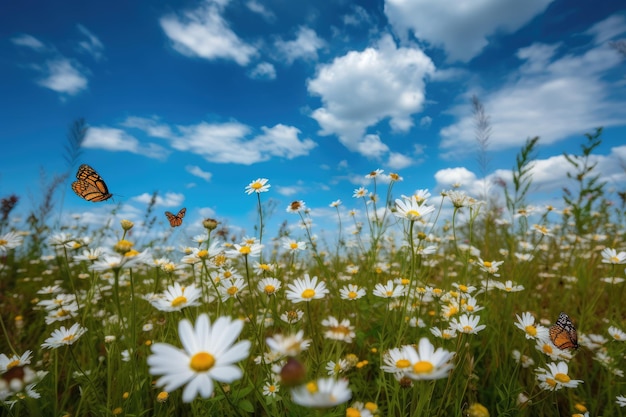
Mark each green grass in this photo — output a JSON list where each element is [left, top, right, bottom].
[[1, 137, 625, 417]]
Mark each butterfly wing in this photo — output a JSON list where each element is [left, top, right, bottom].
[[549, 312, 578, 350], [72, 164, 112, 202], [165, 208, 186, 227]]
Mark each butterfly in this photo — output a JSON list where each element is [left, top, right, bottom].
[[72, 164, 113, 202], [549, 312, 579, 350], [165, 208, 186, 227]]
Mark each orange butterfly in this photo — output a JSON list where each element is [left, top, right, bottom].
[[165, 208, 186, 227], [549, 312, 579, 350], [72, 164, 112, 202]]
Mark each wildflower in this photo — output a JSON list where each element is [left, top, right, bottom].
[[514, 312, 549, 340], [535, 361, 583, 391], [245, 178, 270, 194], [41, 323, 87, 349], [291, 377, 352, 408], [73, 247, 104, 262], [608, 326, 626, 341], [254, 261, 276, 275], [156, 391, 169, 403], [476, 258, 504, 276], [226, 242, 263, 258], [339, 284, 366, 301], [148, 283, 202, 312], [330, 199, 342, 207], [266, 330, 311, 357], [285, 274, 329, 303], [403, 338, 455, 380], [282, 238, 307, 253], [616, 395, 626, 407], [148, 314, 251, 403], [120, 219, 134, 231], [322, 317, 355, 343], [325, 359, 350, 376], [372, 280, 406, 299], [380, 346, 413, 378], [430, 327, 457, 340], [393, 197, 435, 221], [258, 277, 282, 296], [450, 314, 486, 334], [511, 350, 535, 368], [353, 187, 368, 198], [601, 248, 626, 264], [346, 401, 374, 417], [534, 339, 573, 362], [202, 218, 219, 231], [0, 351, 46, 402], [0, 231, 23, 254], [218, 277, 248, 302], [280, 309, 304, 324], [286, 200, 306, 213], [263, 376, 280, 397], [467, 403, 490, 417], [89, 253, 142, 272], [532, 224, 551, 236], [389, 172, 403, 182], [493, 280, 524, 292]]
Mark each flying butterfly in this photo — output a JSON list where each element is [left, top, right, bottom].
[[72, 164, 113, 202], [165, 208, 186, 227], [549, 312, 579, 350]]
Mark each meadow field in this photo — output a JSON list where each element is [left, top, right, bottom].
[[1, 132, 625, 416]]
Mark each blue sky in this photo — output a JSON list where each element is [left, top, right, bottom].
[[1, 0, 626, 244]]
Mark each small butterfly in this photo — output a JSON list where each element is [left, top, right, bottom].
[[72, 164, 112, 202], [165, 208, 186, 227], [549, 312, 579, 350]]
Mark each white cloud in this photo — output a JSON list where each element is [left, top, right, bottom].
[[11, 34, 45, 51], [122, 117, 175, 138], [37, 58, 88, 95], [275, 27, 325, 64], [275, 185, 302, 196], [186, 165, 212, 181], [343, 5, 374, 27], [245, 0, 275, 22], [434, 167, 477, 188], [249, 62, 276, 80], [440, 38, 626, 158], [586, 15, 626, 45], [133, 192, 185, 207], [385, 0, 553, 62], [308, 34, 435, 158], [76, 24, 104, 60], [84, 127, 170, 160], [387, 152, 413, 170], [160, 0, 256, 65]]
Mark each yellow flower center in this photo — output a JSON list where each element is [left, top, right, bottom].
[[348, 291, 358, 299], [0, 239, 7, 245], [156, 391, 169, 403], [545, 377, 557, 388], [301, 289, 316, 299], [346, 407, 361, 417], [396, 359, 411, 369], [7, 360, 19, 370], [406, 209, 420, 218], [62, 334, 76, 343], [259, 263, 271, 271], [413, 361, 434, 374], [267, 384, 276, 393], [264, 285, 276, 294], [171, 296, 187, 307], [190, 352, 215, 372], [227, 286, 239, 296], [197, 250, 209, 259], [483, 261, 492, 267], [463, 325, 473, 332], [290, 243, 298, 250], [458, 285, 468, 292], [124, 249, 139, 257], [252, 181, 263, 190], [542, 344, 554, 354], [239, 246, 251, 255], [554, 373, 570, 383], [525, 325, 537, 336], [306, 381, 318, 393]]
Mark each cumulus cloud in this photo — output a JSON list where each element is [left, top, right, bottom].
[[275, 27, 325, 64], [245, 0, 276, 22], [385, 0, 553, 62], [249, 62, 276, 80], [84, 127, 170, 160], [160, 0, 256, 65], [37, 58, 88, 95], [440, 18, 626, 159], [133, 192, 185, 207], [186, 165, 212, 181], [308, 34, 435, 159], [387, 152, 413, 170]]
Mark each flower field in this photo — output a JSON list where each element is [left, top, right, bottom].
[[1, 135, 625, 416]]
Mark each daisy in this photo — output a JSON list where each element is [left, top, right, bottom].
[[225, 242, 263, 259], [325, 359, 350, 376], [608, 326, 626, 341], [0, 231, 23, 254], [601, 248, 626, 264], [321, 316, 355, 343], [73, 247, 104, 262], [286, 200, 306, 213], [616, 395, 626, 407], [339, 284, 366, 301], [511, 350, 535, 368], [149, 283, 202, 312], [430, 327, 458, 340], [0, 351, 33, 372], [280, 309, 304, 324], [329, 199, 342, 208], [218, 277, 248, 302], [41, 323, 87, 349], [353, 187, 368, 198], [450, 314, 486, 334], [285, 274, 329, 303], [262, 376, 280, 397], [147, 314, 251, 403], [402, 338, 455, 380], [282, 238, 307, 253], [514, 312, 549, 340], [245, 178, 270, 194], [493, 280, 525, 292], [534, 339, 573, 362], [266, 330, 311, 357], [89, 252, 143, 272], [535, 361, 583, 391], [476, 258, 504, 276], [393, 197, 435, 221], [346, 401, 374, 417], [372, 280, 406, 298], [253, 261, 276, 275], [258, 277, 282, 296], [291, 377, 352, 408]]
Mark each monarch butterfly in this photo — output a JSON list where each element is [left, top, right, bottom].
[[165, 208, 186, 227], [72, 164, 112, 202], [549, 312, 579, 350]]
